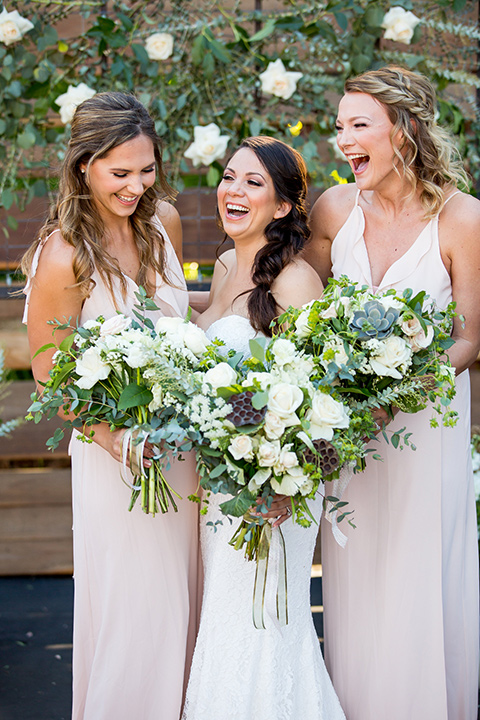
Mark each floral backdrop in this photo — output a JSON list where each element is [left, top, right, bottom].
[[0, 0, 479, 245]]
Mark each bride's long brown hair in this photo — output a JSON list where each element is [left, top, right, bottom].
[[22, 91, 176, 301], [218, 136, 310, 336]]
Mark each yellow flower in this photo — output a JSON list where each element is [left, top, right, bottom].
[[330, 169, 348, 185], [288, 121, 303, 137]]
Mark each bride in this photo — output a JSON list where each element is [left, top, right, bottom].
[[183, 136, 346, 719]]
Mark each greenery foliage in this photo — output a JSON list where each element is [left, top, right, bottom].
[[1, 0, 479, 239]]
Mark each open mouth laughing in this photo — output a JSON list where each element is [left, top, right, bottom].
[[225, 202, 250, 219], [346, 153, 370, 173], [116, 194, 139, 205]]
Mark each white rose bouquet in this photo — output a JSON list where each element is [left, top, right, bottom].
[[27, 289, 212, 516], [281, 277, 458, 439], [185, 333, 372, 563]]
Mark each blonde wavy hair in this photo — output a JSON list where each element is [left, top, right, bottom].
[[344, 65, 469, 218], [22, 91, 176, 301]]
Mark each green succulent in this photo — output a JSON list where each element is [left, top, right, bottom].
[[349, 301, 399, 339]]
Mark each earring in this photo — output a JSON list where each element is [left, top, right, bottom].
[[81, 169, 85, 174]]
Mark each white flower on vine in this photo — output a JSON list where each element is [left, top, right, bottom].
[[0, 9, 34, 46], [55, 83, 96, 124], [259, 59, 302, 100], [184, 123, 229, 167], [145, 32, 174, 60], [381, 7, 420, 45]]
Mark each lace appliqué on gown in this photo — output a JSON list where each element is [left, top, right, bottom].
[[182, 315, 345, 720]]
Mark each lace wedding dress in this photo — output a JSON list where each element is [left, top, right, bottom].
[[182, 315, 346, 720]]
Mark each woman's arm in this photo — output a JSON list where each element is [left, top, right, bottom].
[[27, 233, 152, 465], [440, 193, 480, 374]]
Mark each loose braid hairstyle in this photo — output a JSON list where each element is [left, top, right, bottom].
[[344, 65, 469, 218], [22, 91, 176, 302], [219, 136, 310, 336]]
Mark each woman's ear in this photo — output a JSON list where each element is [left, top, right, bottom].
[[273, 200, 292, 220]]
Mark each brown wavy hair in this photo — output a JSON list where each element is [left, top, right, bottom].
[[21, 91, 176, 301], [344, 65, 469, 218], [218, 136, 310, 336]]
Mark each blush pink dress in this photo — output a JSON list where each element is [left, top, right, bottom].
[[24, 225, 200, 720], [321, 190, 479, 720]]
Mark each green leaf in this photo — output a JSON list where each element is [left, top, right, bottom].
[[251, 391, 268, 410], [206, 165, 220, 186], [32, 342, 57, 359], [51, 362, 76, 392], [58, 333, 76, 353], [249, 336, 267, 363], [210, 463, 227, 478], [250, 18, 276, 43], [117, 383, 153, 411], [220, 488, 257, 517], [191, 35, 205, 65]]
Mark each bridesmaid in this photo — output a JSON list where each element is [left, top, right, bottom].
[[22, 92, 199, 720], [306, 66, 480, 720]]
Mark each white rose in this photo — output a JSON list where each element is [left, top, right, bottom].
[[275, 446, 299, 473], [307, 391, 350, 441], [268, 383, 303, 426], [100, 314, 132, 337], [271, 466, 307, 496], [203, 362, 237, 390], [408, 325, 434, 352], [369, 335, 412, 379], [55, 83, 96, 124], [294, 310, 312, 339], [328, 135, 345, 160], [125, 344, 152, 368], [0, 9, 34, 45], [145, 32, 174, 60], [258, 59, 302, 100], [184, 123, 229, 167], [229, 435, 254, 461], [439, 364, 455, 381], [271, 338, 298, 366], [263, 411, 286, 440], [401, 316, 423, 336], [381, 6, 420, 45], [182, 324, 209, 357], [75, 347, 110, 389], [154, 316, 185, 336], [379, 294, 404, 312], [82, 319, 101, 331], [257, 440, 281, 467]]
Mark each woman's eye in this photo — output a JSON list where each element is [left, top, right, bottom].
[[354, 123, 366, 128], [143, 167, 155, 174], [113, 173, 128, 178], [335, 125, 343, 132], [248, 180, 261, 187], [222, 174, 234, 181]]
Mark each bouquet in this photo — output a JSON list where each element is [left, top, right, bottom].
[[184, 334, 374, 627], [27, 289, 211, 515], [280, 277, 458, 436]]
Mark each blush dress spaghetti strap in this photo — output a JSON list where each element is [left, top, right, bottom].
[[321, 190, 479, 720], [24, 224, 200, 720]]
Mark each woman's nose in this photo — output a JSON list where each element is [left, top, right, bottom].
[[128, 175, 145, 194]]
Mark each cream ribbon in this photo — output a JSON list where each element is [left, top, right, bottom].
[[120, 427, 148, 489], [324, 463, 355, 547], [252, 523, 288, 630]]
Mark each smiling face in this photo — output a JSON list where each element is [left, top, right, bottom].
[[335, 92, 405, 191], [82, 133, 156, 225], [217, 147, 291, 244]]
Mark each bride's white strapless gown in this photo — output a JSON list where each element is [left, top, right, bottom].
[[182, 315, 345, 720]]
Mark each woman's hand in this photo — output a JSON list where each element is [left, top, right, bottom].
[[254, 494, 293, 528], [90, 424, 155, 469]]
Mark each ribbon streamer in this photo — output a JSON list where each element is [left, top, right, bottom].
[[120, 427, 148, 490], [324, 463, 354, 547], [252, 523, 288, 630]]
